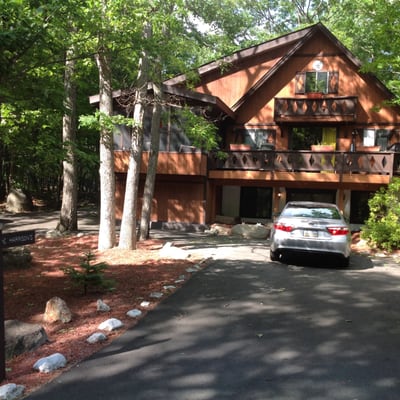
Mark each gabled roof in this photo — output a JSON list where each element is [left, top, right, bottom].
[[164, 23, 393, 114], [164, 24, 320, 87]]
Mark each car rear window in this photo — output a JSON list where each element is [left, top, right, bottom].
[[281, 206, 341, 219]]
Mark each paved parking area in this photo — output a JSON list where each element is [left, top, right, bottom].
[[0, 208, 100, 234]]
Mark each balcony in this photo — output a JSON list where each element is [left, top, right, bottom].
[[208, 150, 400, 185], [274, 96, 358, 122]]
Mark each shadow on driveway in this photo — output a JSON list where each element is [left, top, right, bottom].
[[26, 248, 400, 400]]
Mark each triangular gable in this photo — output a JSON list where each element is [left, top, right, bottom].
[[232, 23, 393, 113], [231, 25, 317, 112], [165, 23, 394, 114]]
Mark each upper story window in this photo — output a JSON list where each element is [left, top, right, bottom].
[[363, 129, 391, 150], [306, 71, 328, 93], [295, 71, 339, 94], [113, 106, 195, 152], [234, 128, 276, 149]]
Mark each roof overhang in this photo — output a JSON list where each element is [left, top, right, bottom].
[[164, 25, 316, 87], [89, 84, 235, 120]]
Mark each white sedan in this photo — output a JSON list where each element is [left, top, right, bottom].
[[270, 201, 351, 267]]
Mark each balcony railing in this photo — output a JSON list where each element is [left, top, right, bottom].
[[274, 96, 358, 122], [209, 150, 400, 176]]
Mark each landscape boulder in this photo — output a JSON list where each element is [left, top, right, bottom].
[[44, 230, 63, 239], [6, 189, 33, 213], [126, 309, 142, 318], [205, 224, 231, 236], [5, 320, 48, 360], [86, 332, 107, 344], [33, 353, 67, 373], [0, 383, 25, 400], [159, 242, 189, 259], [43, 297, 72, 323], [231, 223, 270, 239], [96, 299, 111, 312], [98, 318, 124, 331]]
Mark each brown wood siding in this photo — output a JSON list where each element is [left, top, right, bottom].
[[114, 151, 208, 176], [208, 169, 390, 189], [194, 45, 291, 108], [115, 174, 205, 223]]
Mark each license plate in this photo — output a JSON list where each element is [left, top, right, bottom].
[[303, 230, 318, 238]]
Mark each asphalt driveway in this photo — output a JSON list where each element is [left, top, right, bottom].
[[25, 234, 400, 400]]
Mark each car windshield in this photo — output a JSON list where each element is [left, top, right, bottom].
[[281, 205, 341, 220]]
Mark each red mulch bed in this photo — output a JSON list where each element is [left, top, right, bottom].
[[3, 233, 199, 395]]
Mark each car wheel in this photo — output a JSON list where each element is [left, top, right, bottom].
[[270, 249, 279, 261]]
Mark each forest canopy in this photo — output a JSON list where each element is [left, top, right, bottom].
[[0, 0, 399, 203]]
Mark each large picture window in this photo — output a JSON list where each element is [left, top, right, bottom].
[[290, 126, 337, 150]]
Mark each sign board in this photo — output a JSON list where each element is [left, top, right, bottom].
[[0, 230, 35, 248]]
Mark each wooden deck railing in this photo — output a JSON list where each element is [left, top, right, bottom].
[[209, 150, 400, 176], [274, 96, 358, 122]]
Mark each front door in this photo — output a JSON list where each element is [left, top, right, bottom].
[[240, 187, 272, 219]]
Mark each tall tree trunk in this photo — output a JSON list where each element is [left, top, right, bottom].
[[139, 81, 162, 240], [57, 46, 78, 232], [118, 22, 151, 250], [95, 49, 116, 250]]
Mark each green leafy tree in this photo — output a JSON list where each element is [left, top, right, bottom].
[[325, 0, 400, 101], [0, 0, 64, 198], [361, 178, 400, 251], [0, 0, 99, 205]]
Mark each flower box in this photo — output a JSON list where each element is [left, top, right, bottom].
[[357, 146, 381, 152], [229, 144, 252, 151], [311, 145, 335, 152], [307, 92, 324, 99]]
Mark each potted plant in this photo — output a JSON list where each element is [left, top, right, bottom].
[[306, 75, 326, 98], [229, 143, 252, 151], [311, 144, 335, 152]]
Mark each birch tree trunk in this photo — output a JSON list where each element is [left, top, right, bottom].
[[58, 46, 78, 232], [118, 22, 151, 250], [95, 49, 116, 250], [138, 81, 162, 240]]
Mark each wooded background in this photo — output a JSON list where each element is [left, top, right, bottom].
[[1, 0, 399, 248]]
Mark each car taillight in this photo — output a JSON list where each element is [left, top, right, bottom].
[[274, 223, 294, 232], [327, 227, 349, 235]]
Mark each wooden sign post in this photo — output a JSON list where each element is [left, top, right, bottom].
[[0, 222, 35, 382]]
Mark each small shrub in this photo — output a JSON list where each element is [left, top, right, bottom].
[[62, 252, 115, 295], [361, 178, 400, 251]]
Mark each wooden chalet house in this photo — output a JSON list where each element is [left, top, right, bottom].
[[106, 23, 400, 228]]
